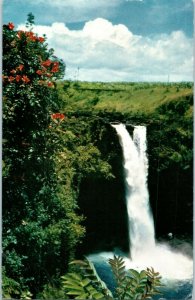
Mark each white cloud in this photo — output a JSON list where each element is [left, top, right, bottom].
[[82, 18, 137, 47], [17, 18, 193, 82]]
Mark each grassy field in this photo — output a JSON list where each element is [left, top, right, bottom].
[[57, 81, 193, 114]]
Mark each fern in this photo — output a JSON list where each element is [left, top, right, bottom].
[[142, 267, 163, 299], [109, 255, 126, 286], [109, 255, 126, 299], [61, 256, 163, 300], [109, 256, 163, 300]]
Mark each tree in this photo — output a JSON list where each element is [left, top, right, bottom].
[[2, 16, 85, 296]]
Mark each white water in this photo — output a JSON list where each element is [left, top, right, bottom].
[[111, 123, 193, 281], [112, 124, 155, 259]]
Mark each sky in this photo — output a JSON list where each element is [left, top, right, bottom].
[[3, 0, 194, 82]]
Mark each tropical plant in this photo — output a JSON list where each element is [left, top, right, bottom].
[[2, 14, 82, 296], [61, 255, 163, 299], [3, 15, 114, 297]]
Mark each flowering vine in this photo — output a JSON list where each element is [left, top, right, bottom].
[[3, 22, 64, 89]]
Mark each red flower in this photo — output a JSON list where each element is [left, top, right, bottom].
[[51, 113, 65, 120], [10, 69, 16, 74], [38, 37, 45, 43], [29, 36, 37, 42], [42, 60, 52, 67], [51, 66, 59, 73], [8, 76, 15, 82], [16, 75, 21, 82], [51, 62, 59, 73], [36, 70, 43, 75], [59, 113, 65, 120], [47, 82, 54, 88], [51, 114, 56, 119], [26, 31, 37, 42], [8, 22, 14, 30], [17, 64, 24, 71], [21, 75, 30, 83]]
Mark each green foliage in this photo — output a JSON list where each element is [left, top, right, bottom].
[[20, 290, 33, 300], [37, 282, 65, 299], [109, 256, 162, 300], [122, 269, 149, 299], [149, 94, 193, 171], [144, 267, 163, 298], [109, 255, 126, 293], [62, 273, 106, 299], [60, 256, 163, 300], [3, 268, 33, 299], [2, 269, 21, 298]]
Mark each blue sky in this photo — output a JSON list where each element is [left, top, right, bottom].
[[3, 0, 194, 82]]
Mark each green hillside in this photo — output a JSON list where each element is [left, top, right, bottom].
[[57, 81, 193, 114]]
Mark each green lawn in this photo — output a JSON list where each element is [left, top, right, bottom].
[[57, 81, 193, 114]]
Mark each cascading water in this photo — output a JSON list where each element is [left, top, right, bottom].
[[112, 124, 155, 259]]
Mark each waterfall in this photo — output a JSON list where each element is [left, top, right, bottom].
[[111, 123, 193, 280], [112, 123, 155, 259]]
